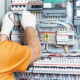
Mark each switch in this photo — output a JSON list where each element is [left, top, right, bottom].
[[31, 5, 42, 8], [23, 5, 25, 7], [11, 5, 14, 10]]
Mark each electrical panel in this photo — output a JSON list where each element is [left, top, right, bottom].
[[5, 0, 80, 79]]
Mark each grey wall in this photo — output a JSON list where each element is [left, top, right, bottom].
[[0, 0, 5, 28]]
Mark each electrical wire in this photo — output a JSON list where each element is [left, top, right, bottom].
[[47, 54, 62, 58], [45, 45, 80, 57], [63, 45, 68, 53], [63, 45, 80, 56], [46, 44, 58, 53], [46, 44, 49, 52], [40, 21, 70, 31], [47, 53, 80, 58], [8, 15, 21, 44], [53, 44, 80, 57], [55, 45, 63, 48], [26, 64, 34, 80], [45, 44, 80, 57], [42, 44, 45, 51], [24, 72, 27, 80], [69, 22, 74, 30]]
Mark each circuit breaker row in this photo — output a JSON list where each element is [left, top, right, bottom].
[[11, 0, 67, 17], [14, 72, 80, 80]]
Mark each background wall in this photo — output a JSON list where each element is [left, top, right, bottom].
[[0, 0, 5, 28]]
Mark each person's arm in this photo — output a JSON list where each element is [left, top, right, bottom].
[[21, 11, 42, 64], [25, 27, 42, 64], [0, 11, 42, 65], [0, 34, 8, 41], [0, 12, 14, 41]]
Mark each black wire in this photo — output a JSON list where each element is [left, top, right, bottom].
[[29, 64, 34, 80], [26, 63, 34, 80]]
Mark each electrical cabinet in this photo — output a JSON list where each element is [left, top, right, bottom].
[[5, 0, 80, 80]]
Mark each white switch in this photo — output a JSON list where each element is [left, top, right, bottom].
[[76, 1, 80, 6], [76, 10, 80, 17]]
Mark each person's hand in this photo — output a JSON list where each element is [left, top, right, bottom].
[[21, 11, 36, 30], [0, 12, 14, 37]]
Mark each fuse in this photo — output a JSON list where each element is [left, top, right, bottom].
[[11, 5, 14, 10], [19, 5, 23, 10]]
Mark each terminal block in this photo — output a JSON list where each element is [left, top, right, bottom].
[[38, 31, 56, 44]]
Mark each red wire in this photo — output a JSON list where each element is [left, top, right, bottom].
[[47, 45, 79, 58], [47, 54, 61, 58], [33, 73, 34, 77], [24, 72, 27, 80], [39, 74, 41, 78], [68, 45, 72, 52], [47, 74, 49, 78], [47, 53, 80, 58], [8, 15, 21, 44]]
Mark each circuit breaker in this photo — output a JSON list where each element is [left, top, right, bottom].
[[5, 0, 80, 80], [56, 28, 74, 45]]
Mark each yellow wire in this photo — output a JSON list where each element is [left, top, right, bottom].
[[63, 45, 68, 53]]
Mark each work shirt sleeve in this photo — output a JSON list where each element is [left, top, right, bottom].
[[8, 41, 32, 72]]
